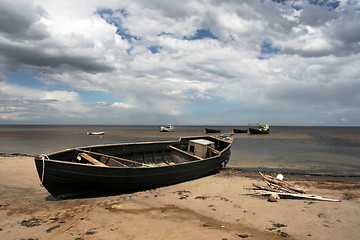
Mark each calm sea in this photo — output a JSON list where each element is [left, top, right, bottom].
[[1, 125, 359, 176]]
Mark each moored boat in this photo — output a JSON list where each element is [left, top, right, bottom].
[[233, 128, 247, 133], [248, 124, 270, 135], [205, 128, 221, 133], [34, 134, 233, 199], [159, 124, 175, 132], [87, 131, 105, 135]]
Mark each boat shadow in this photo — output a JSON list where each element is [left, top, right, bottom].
[[44, 188, 148, 201]]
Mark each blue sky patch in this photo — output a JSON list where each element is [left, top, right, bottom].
[[4, 72, 119, 104], [271, 0, 340, 10], [148, 45, 162, 54], [158, 32, 173, 37], [4, 72, 45, 89], [261, 41, 280, 55], [184, 29, 217, 40], [258, 41, 280, 59], [95, 8, 140, 42]]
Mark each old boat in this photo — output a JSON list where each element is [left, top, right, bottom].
[[34, 135, 233, 199], [248, 124, 270, 135], [87, 131, 105, 135], [159, 124, 175, 132], [233, 128, 247, 133], [205, 128, 221, 133]]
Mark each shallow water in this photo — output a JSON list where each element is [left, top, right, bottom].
[[1, 125, 359, 176]]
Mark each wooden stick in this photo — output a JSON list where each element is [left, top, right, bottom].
[[259, 172, 306, 193], [252, 183, 282, 192], [74, 148, 153, 167], [268, 182, 295, 193], [259, 191, 341, 202], [208, 146, 221, 154], [109, 158, 129, 168], [78, 153, 108, 167], [168, 145, 203, 160]]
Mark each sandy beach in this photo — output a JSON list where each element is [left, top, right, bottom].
[[1, 156, 359, 240]]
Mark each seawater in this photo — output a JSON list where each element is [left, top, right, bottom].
[[0, 125, 359, 176]]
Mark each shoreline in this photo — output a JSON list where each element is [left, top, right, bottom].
[[1, 156, 360, 240], [1, 152, 359, 178], [1, 127, 359, 177]]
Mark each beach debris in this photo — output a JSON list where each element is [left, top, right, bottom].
[[261, 191, 341, 202], [259, 172, 305, 194], [46, 224, 61, 233], [20, 217, 42, 227], [278, 230, 290, 238], [85, 230, 96, 235], [236, 233, 250, 238], [251, 172, 341, 202], [268, 193, 280, 202], [111, 204, 124, 209], [266, 222, 287, 231], [276, 174, 284, 181], [173, 190, 191, 199], [266, 222, 290, 237], [271, 222, 287, 228]]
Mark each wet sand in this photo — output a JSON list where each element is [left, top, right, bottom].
[[1, 156, 359, 240]]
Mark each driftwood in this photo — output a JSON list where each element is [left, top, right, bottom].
[[259, 191, 341, 202], [268, 182, 294, 193], [259, 172, 305, 193], [251, 172, 341, 202], [252, 183, 281, 192]]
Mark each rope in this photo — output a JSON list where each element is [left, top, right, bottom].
[[40, 154, 49, 187]]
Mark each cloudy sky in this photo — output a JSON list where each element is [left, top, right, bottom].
[[0, 0, 359, 126]]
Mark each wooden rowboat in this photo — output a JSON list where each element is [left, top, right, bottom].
[[34, 135, 233, 199], [233, 128, 247, 133], [205, 128, 221, 133]]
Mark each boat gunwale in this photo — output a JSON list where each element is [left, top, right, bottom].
[[35, 152, 224, 169], [38, 135, 232, 156], [35, 135, 233, 169]]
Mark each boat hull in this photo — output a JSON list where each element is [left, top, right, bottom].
[[233, 129, 247, 133], [205, 128, 221, 133], [34, 136, 232, 198], [159, 124, 175, 132], [159, 127, 175, 132], [248, 128, 269, 134]]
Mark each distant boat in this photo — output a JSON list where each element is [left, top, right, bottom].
[[159, 124, 175, 132], [248, 124, 269, 135], [205, 128, 221, 133], [87, 132, 105, 135], [34, 135, 233, 199], [233, 128, 247, 133]]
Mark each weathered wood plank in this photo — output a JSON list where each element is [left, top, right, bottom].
[[168, 145, 203, 160], [78, 153, 108, 167], [259, 191, 341, 202], [259, 172, 306, 193], [74, 148, 153, 167]]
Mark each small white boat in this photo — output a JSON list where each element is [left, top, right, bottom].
[[159, 124, 175, 132], [87, 131, 105, 135]]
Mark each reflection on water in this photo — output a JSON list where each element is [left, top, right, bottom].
[[0, 125, 359, 176]]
